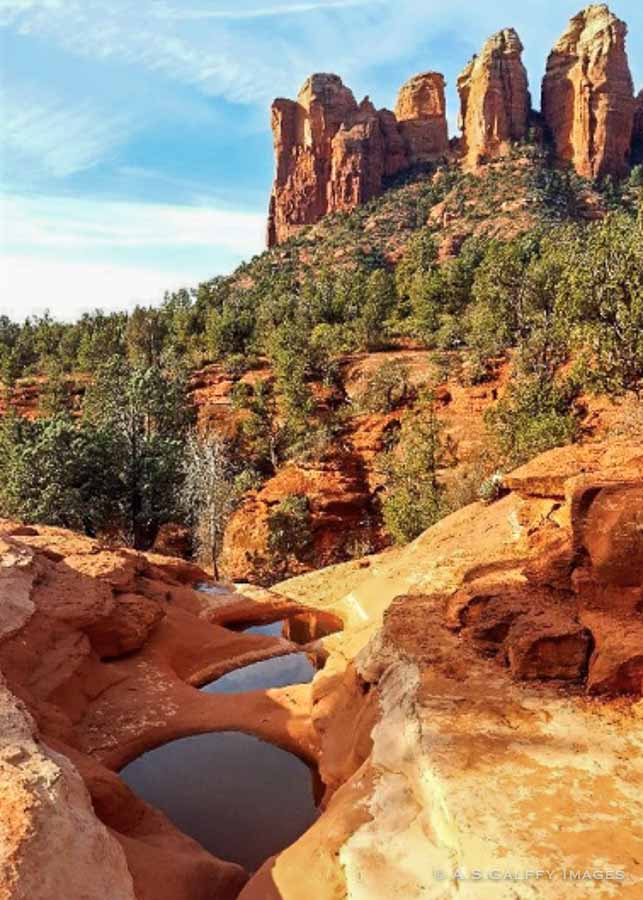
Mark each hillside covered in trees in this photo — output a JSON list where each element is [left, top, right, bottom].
[[2, 154, 643, 581]]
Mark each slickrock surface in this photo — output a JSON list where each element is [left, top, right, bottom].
[[542, 4, 635, 179], [268, 72, 448, 245], [241, 441, 643, 899], [0, 523, 321, 900], [458, 29, 531, 169], [2, 441, 643, 899]]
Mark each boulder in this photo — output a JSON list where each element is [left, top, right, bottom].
[[541, 4, 635, 179], [0, 678, 137, 900]]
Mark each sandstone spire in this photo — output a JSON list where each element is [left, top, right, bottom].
[[267, 74, 359, 247], [457, 28, 531, 169], [541, 4, 635, 179], [267, 71, 447, 246], [395, 72, 449, 164]]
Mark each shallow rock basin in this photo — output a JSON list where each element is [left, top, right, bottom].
[[120, 626, 318, 872]]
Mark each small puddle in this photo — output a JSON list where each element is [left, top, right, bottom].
[[120, 622, 318, 872], [203, 651, 314, 694]]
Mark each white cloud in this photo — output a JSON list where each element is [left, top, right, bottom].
[[2, 0, 640, 111], [1, 85, 136, 178], [1, 255, 197, 321], [153, 0, 379, 21], [0, 193, 265, 319], [4, 193, 265, 253]]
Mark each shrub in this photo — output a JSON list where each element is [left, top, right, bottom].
[[358, 360, 411, 413], [378, 399, 446, 544], [267, 494, 313, 562], [485, 373, 580, 469], [478, 472, 505, 504]]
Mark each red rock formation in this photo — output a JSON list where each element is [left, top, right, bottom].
[[457, 28, 531, 169], [0, 523, 322, 900], [395, 72, 449, 164], [239, 440, 643, 900], [542, 4, 635, 179], [220, 449, 382, 583], [268, 72, 449, 246], [327, 100, 388, 214]]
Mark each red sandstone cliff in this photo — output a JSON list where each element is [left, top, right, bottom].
[[267, 72, 449, 246], [268, 6, 640, 243], [457, 28, 531, 169], [395, 72, 449, 165], [542, 4, 635, 179]]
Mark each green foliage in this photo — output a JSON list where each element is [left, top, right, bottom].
[[409, 237, 486, 346], [528, 166, 584, 220], [478, 472, 505, 504], [267, 494, 313, 562], [268, 318, 315, 443], [485, 373, 580, 469], [378, 397, 446, 544], [358, 360, 411, 413], [0, 411, 119, 533], [232, 378, 283, 474], [82, 358, 192, 547], [358, 270, 397, 350], [39, 358, 70, 416], [556, 211, 643, 397]]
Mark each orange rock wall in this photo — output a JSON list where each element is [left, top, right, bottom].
[[268, 73, 449, 246], [457, 29, 531, 169], [542, 4, 635, 179]]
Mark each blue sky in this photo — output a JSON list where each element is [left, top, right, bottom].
[[1, 0, 642, 321]]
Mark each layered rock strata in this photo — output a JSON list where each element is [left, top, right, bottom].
[[457, 28, 531, 169], [542, 4, 635, 179]]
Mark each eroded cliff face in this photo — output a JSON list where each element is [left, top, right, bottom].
[[457, 29, 531, 169], [395, 72, 449, 165], [268, 6, 640, 243], [267, 72, 449, 246], [542, 4, 635, 179]]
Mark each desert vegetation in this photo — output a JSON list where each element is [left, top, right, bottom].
[[1, 162, 642, 574]]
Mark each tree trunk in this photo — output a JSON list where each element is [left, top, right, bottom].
[[212, 537, 220, 582]]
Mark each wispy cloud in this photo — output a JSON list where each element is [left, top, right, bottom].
[[1, 85, 135, 177], [153, 0, 381, 22], [5, 193, 265, 253]]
